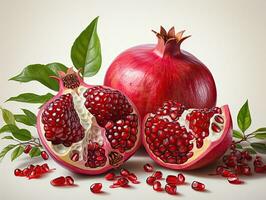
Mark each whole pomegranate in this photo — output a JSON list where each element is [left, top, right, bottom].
[[143, 101, 232, 170], [104, 27, 217, 119], [37, 68, 141, 175]]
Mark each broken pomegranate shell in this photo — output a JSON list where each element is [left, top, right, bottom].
[[143, 101, 232, 170], [37, 68, 141, 175]]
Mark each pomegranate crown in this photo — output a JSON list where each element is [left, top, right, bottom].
[[153, 26, 191, 57]]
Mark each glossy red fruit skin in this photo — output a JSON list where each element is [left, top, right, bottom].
[[104, 27, 217, 120], [90, 183, 102, 193]]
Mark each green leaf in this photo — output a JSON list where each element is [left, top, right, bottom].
[[11, 146, 24, 161], [6, 93, 53, 104], [255, 132, 266, 139], [14, 114, 35, 126], [237, 100, 251, 133], [0, 107, 15, 125], [0, 125, 12, 134], [236, 144, 243, 149], [250, 143, 266, 154], [0, 144, 16, 160], [9, 63, 67, 91], [2, 136, 14, 140], [5, 124, 32, 141], [71, 17, 102, 77], [29, 147, 41, 158], [22, 109, 37, 125], [233, 130, 244, 139], [244, 148, 257, 154]]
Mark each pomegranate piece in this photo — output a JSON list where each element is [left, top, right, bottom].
[[146, 176, 156, 185], [165, 184, 177, 195], [50, 176, 66, 186], [90, 183, 102, 193], [227, 177, 244, 185], [143, 101, 232, 170], [24, 145, 32, 154], [105, 172, 116, 181], [191, 181, 205, 191], [37, 68, 141, 175], [144, 163, 154, 172], [152, 171, 163, 179], [153, 181, 163, 192], [41, 151, 49, 160]]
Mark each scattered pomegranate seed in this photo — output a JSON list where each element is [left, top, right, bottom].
[[14, 169, 23, 176], [165, 184, 177, 195], [120, 168, 130, 176], [146, 176, 156, 185], [241, 166, 251, 175], [105, 172, 116, 181], [152, 171, 163, 179], [228, 177, 244, 184], [50, 176, 66, 186], [166, 175, 178, 185], [177, 173, 185, 184], [65, 176, 75, 185], [41, 151, 49, 160], [144, 163, 154, 172], [90, 183, 102, 193], [41, 163, 50, 173], [221, 169, 235, 178], [254, 166, 265, 173], [110, 177, 129, 188], [191, 181, 205, 191], [127, 173, 140, 184], [24, 145, 32, 154], [153, 181, 163, 192]]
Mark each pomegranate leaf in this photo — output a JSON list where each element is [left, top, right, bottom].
[[2, 136, 14, 140], [250, 143, 266, 154], [237, 100, 251, 133], [29, 147, 41, 158], [5, 125, 32, 141], [71, 17, 102, 77], [0, 125, 12, 134], [14, 115, 35, 127], [21, 109, 36, 125], [254, 132, 266, 139], [11, 146, 24, 161], [255, 127, 266, 132], [6, 93, 54, 104], [9, 63, 67, 91], [0, 107, 15, 125], [235, 144, 243, 149], [0, 144, 16, 160], [243, 148, 257, 154], [233, 130, 244, 139]]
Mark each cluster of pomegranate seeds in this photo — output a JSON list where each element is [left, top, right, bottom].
[[90, 183, 103, 193], [85, 141, 107, 168], [50, 176, 75, 187], [14, 163, 52, 179]]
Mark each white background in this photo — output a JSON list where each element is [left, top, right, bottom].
[[0, 0, 266, 199]]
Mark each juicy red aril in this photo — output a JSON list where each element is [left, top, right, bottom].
[[152, 171, 163, 179], [255, 166, 265, 173], [216, 166, 225, 174], [120, 168, 130, 176], [105, 172, 116, 180], [177, 173, 185, 184], [42, 93, 85, 147], [127, 173, 139, 184], [165, 184, 177, 195], [111, 177, 129, 188], [28, 170, 41, 179], [241, 166, 251, 176], [85, 142, 107, 168], [14, 169, 23, 176], [24, 145, 32, 154], [65, 176, 74, 185], [146, 176, 156, 185], [221, 169, 235, 178], [51, 176, 66, 186], [191, 181, 205, 191], [41, 151, 49, 160], [228, 177, 244, 184], [70, 152, 79, 162], [166, 175, 178, 185], [144, 163, 154, 172], [90, 183, 102, 193], [153, 181, 163, 192], [41, 163, 50, 173]]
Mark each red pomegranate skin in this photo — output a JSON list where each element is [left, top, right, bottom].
[[104, 28, 217, 119]]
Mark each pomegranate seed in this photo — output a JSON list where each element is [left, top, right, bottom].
[[23, 168, 31, 177], [153, 181, 163, 192], [41, 163, 50, 173], [120, 168, 130, 176], [28, 170, 40, 179], [241, 166, 251, 176], [166, 175, 178, 185], [211, 123, 221, 132], [221, 169, 235, 178], [214, 115, 224, 124], [177, 173, 185, 184], [191, 181, 205, 191], [35, 165, 42, 175], [228, 177, 244, 184], [110, 177, 129, 188], [65, 176, 74, 185], [165, 184, 177, 195], [255, 166, 265, 173], [41, 151, 49, 160], [144, 163, 154, 172], [70, 152, 79, 162], [146, 176, 156, 185], [90, 183, 102, 193], [152, 171, 163, 179], [105, 172, 116, 180], [14, 169, 23, 176], [51, 176, 66, 186], [216, 166, 225, 174], [127, 173, 139, 184], [24, 145, 32, 154]]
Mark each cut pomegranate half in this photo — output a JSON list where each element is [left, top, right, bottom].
[[37, 68, 141, 175], [142, 101, 232, 170]]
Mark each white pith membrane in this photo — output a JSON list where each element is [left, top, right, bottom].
[[146, 107, 226, 165], [40, 85, 132, 170]]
